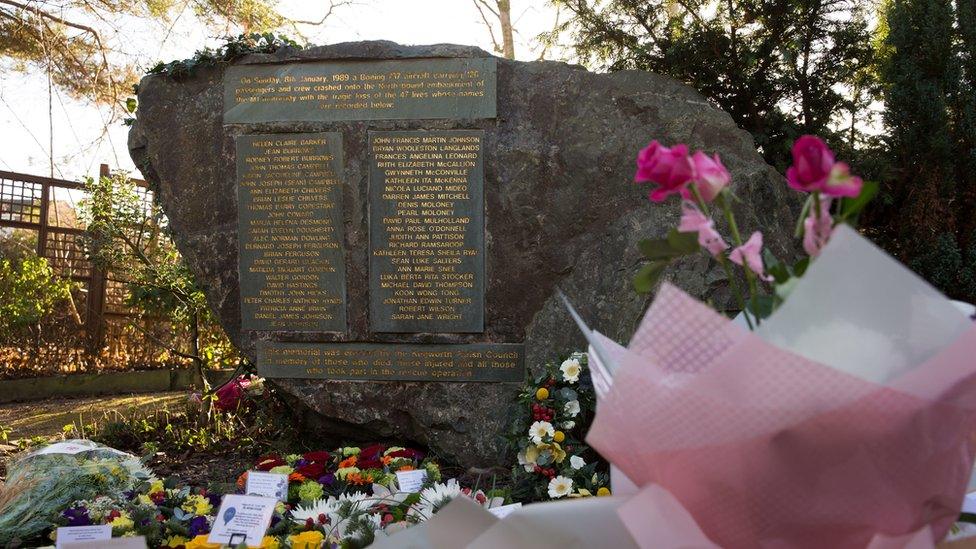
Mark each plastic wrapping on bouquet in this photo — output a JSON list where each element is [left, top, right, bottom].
[[582, 226, 976, 548]]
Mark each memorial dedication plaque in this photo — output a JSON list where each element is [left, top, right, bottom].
[[257, 342, 524, 382], [237, 132, 347, 331], [224, 58, 496, 123], [369, 130, 485, 333]]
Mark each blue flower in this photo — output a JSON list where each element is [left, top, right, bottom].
[[188, 515, 210, 536]]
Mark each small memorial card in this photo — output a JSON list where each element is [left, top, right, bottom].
[[488, 502, 522, 519], [207, 494, 277, 547], [245, 471, 289, 501], [395, 469, 428, 493], [56, 525, 112, 548]]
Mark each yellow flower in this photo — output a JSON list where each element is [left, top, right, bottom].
[[163, 536, 189, 548], [185, 535, 222, 549], [597, 487, 612, 497], [535, 387, 549, 400], [260, 536, 281, 549], [109, 513, 134, 532], [553, 430, 565, 443], [289, 530, 325, 549], [569, 488, 593, 498], [181, 494, 213, 516], [150, 480, 165, 493], [137, 494, 154, 506]]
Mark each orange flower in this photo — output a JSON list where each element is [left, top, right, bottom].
[[397, 465, 415, 472], [338, 456, 357, 468], [347, 472, 375, 485], [381, 456, 393, 466], [236, 471, 249, 489], [289, 472, 306, 483]]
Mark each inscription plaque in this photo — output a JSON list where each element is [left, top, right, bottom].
[[257, 342, 524, 382], [224, 58, 496, 123], [237, 132, 347, 331], [369, 130, 485, 333]]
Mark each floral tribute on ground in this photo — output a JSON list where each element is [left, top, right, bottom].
[[506, 352, 610, 501], [23, 443, 503, 548]]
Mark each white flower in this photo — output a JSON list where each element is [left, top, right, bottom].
[[570, 455, 586, 470], [415, 480, 464, 519], [548, 476, 573, 498], [528, 421, 554, 444], [560, 359, 582, 383], [564, 400, 580, 417], [562, 420, 575, 430]]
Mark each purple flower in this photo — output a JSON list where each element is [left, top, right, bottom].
[[295, 458, 309, 468], [205, 492, 221, 508], [271, 514, 281, 528], [318, 473, 336, 486], [62, 506, 92, 527], [188, 515, 210, 536]]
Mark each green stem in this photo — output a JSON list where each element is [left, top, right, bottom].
[[718, 192, 761, 325], [813, 191, 822, 222], [690, 187, 754, 330]]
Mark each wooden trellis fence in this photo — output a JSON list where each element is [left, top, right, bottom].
[[0, 165, 149, 354]]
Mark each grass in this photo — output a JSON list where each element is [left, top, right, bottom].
[[0, 392, 187, 441]]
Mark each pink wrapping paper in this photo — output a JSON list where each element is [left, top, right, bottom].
[[587, 283, 976, 548]]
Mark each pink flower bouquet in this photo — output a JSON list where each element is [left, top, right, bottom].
[[572, 136, 976, 547]]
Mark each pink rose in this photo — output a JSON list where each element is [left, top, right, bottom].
[[822, 162, 863, 197], [686, 152, 730, 202], [635, 141, 696, 202], [677, 202, 729, 256], [786, 135, 835, 192], [729, 231, 773, 281], [803, 198, 833, 257]]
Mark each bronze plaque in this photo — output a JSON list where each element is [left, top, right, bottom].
[[257, 342, 524, 382], [224, 58, 496, 123], [237, 132, 347, 332], [368, 130, 485, 333]]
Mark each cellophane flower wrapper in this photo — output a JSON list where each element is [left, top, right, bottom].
[[586, 226, 976, 548], [0, 439, 152, 544]]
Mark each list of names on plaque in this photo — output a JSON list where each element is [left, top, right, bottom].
[[257, 342, 524, 382], [224, 58, 496, 123], [369, 130, 485, 333], [237, 132, 347, 332]]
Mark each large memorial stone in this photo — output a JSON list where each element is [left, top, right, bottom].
[[128, 41, 798, 467]]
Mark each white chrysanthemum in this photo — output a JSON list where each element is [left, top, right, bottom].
[[290, 497, 343, 523], [564, 400, 580, 417], [528, 421, 554, 444], [560, 359, 582, 383], [563, 420, 576, 430], [570, 455, 585, 470], [548, 476, 573, 498], [415, 480, 463, 519]]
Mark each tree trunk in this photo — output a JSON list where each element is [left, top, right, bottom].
[[498, 0, 515, 59]]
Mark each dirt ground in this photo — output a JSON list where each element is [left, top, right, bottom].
[[0, 392, 188, 478]]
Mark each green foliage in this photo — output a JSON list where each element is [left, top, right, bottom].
[[81, 171, 237, 378], [909, 231, 976, 301], [546, 0, 877, 168], [633, 229, 700, 293], [147, 32, 300, 79], [0, 254, 73, 335]]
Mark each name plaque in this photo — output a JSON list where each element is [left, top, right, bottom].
[[224, 58, 497, 123], [369, 130, 485, 333], [237, 132, 347, 331], [256, 342, 524, 382]]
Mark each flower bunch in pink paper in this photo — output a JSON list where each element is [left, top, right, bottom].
[[564, 135, 976, 548]]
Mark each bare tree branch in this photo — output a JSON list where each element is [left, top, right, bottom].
[[290, 0, 355, 25]]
